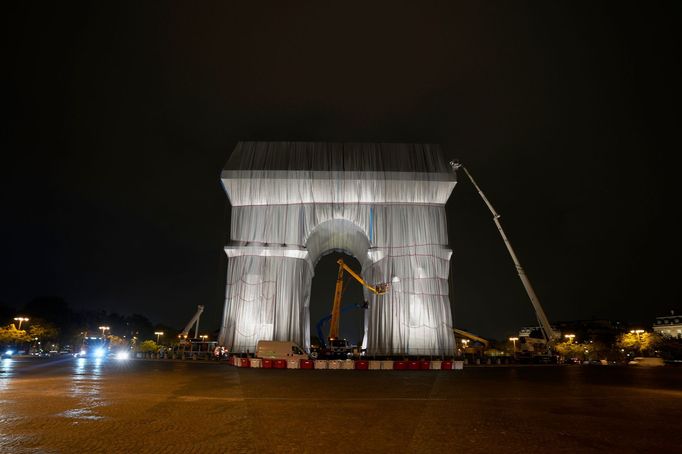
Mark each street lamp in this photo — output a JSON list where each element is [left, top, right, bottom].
[[14, 317, 29, 330], [630, 329, 645, 335], [99, 326, 110, 337], [200, 335, 208, 342], [564, 334, 575, 343], [509, 337, 518, 353], [155, 331, 164, 344]]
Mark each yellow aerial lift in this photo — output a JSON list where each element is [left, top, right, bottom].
[[326, 259, 389, 354]]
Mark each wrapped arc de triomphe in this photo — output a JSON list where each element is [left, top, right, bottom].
[[218, 142, 457, 356]]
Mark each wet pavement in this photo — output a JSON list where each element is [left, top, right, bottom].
[[1, 356, 681, 453]]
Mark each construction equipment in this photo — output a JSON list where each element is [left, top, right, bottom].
[[450, 160, 561, 345], [179, 305, 204, 340], [454, 328, 490, 349], [315, 301, 368, 352], [327, 259, 388, 350]]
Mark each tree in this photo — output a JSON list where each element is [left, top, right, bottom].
[[555, 340, 587, 359], [28, 321, 59, 342], [108, 335, 128, 348], [125, 314, 154, 341], [0, 324, 31, 345], [657, 337, 682, 360], [138, 340, 159, 353], [617, 332, 661, 355], [22, 297, 78, 343]]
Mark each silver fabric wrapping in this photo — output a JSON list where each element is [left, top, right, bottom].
[[219, 142, 457, 356]]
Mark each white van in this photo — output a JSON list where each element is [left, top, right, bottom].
[[256, 341, 309, 361]]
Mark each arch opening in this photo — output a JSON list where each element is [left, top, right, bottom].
[[309, 252, 366, 350]]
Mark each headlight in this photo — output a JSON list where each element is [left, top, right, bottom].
[[93, 347, 105, 358], [115, 351, 129, 360], [5, 350, 13, 356]]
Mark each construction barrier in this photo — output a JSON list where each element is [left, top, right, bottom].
[[328, 360, 342, 370], [287, 359, 300, 369], [355, 360, 369, 370], [341, 360, 354, 370], [454, 361, 464, 370], [430, 360, 442, 370], [440, 360, 452, 370], [300, 359, 314, 369], [231, 356, 240, 366], [250, 358, 261, 368], [393, 361, 407, 370], [262, 359, 273, 369], [380, 360, 394, 370], [420, 360, 430, 370], [240, 358, 251, 368], [368, 361, 382, 370], [408, 360, 420, 370], [314, 360, 328, 369], [273, 359, 287, 369]]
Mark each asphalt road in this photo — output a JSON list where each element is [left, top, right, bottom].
[[1, 357, 681, 453]]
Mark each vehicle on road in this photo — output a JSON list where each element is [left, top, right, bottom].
[[628, 357, 665, 367], [256, 340, 308, 362], [74, 336, 109, 359]]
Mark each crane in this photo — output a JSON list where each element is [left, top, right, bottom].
[[450, 160, 561, 345], [453, 328, 490, 349], [329, 259, 388, 342], [180, 305, 204, 340]]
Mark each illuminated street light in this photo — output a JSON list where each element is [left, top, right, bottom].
[[14, 317, 29, 330], [200, 335, 208, 342], [509, 337, 519, 352], [155, 331, 164, 343], [99, 326, 110, 337], [630, 329, 645, 335], [564, 334, 575, 343]]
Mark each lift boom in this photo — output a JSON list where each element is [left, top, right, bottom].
[[450, 161, 561, 343], [180, 305, 204, 340], [329, 259, 388, 340]]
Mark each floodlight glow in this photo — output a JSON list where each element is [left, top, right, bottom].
[[93, 347, 105, 358], [5, 350, 13, 356], [115, 351, 129, 360]]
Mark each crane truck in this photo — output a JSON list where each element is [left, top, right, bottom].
[[450, 160, 561, 358], [170, 305, 216, 360]]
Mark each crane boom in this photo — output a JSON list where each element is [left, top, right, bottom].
[[450, 161, 560, 343], [180, 305, 204, 339], [453, 328, 490, 348], [329, 259, 388, 340]]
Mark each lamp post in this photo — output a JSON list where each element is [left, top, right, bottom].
[[155, 331, 164, 344], [509, 337, 518, 355], [200, 335, 208, 342], [564, 334, 575, 343], [99, 326, 110, 338], [14, 317, 29, 330]]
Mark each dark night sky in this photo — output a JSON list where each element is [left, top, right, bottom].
[[3, 2, 680, 341]]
